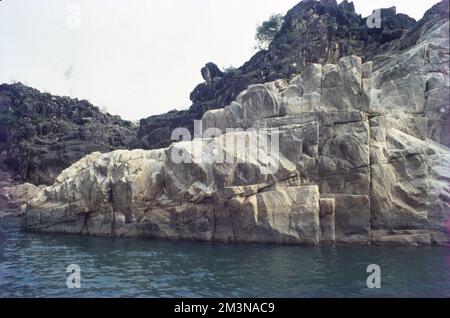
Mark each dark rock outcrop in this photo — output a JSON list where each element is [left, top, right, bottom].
[[138, 0, 419, 150], [0, 83, 137, 185]]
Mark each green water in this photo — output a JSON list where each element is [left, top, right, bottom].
[[1, 217, 449, 298]]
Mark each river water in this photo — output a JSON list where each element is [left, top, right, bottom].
[[1, 217, 449, 298]]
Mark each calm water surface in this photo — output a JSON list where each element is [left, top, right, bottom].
[[1, 217, 449, 298]]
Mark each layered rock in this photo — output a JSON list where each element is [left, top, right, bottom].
[[23, 54, 450, 245], [137, 0, 421, 150], [0, 83, 137, 185], [368, 0, 450, 147], [0, 149, 36, 217], [0, 183, 44, 217]]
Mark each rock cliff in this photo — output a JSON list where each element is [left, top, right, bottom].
[[19, 0, 450, 245], [0, 83, 137, 185], [23, 56, 450, 245], [137, 0, 420, 150]]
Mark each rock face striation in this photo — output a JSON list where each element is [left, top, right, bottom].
[[137, 0, 420, 150], [0, 83, 137, 185], [23, 53, 450, 245], [20, 0, 450, 245]]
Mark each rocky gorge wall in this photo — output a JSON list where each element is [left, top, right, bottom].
[[0, 84, 137, 185], [137, 0, 429, 150], [2, 0, 446, 246], [1, 0, 448, 189], [22, 50, 450, 245]]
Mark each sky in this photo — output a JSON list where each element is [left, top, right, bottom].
[[0, 0, 443, 120]]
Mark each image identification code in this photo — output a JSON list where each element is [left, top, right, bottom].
[[174, 302, 275, 315]]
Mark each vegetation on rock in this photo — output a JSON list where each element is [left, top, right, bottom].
[[255, 13, 284, 50]]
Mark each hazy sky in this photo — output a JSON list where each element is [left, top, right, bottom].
[[0, 0, 442, 120]]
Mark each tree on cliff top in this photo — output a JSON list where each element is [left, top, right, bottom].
[[255, 13, 284, 50]]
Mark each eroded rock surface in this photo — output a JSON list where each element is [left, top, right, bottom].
[[0, 83, 137, 185], [137, 0, 425, 150], [23, 52, 450, 245]]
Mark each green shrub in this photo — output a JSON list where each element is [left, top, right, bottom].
[[255, 14, 284, 50]]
